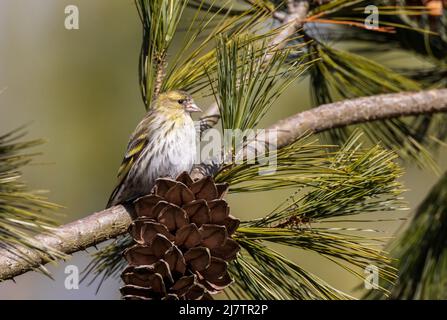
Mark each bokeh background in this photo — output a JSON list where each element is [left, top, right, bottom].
[[0, 0, 446, 299]]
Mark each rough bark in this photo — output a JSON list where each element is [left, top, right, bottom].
[[270, 88, 447, 147]]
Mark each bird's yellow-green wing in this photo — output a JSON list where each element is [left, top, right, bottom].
[[117, 133, 147, 181], [106, 131, 148, 208]]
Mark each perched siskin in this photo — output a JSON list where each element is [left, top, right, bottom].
[[107, 90, 201, 208]]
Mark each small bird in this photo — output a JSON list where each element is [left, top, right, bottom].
[[106, 90, 202, 208]]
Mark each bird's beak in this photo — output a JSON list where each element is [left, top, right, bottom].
[[185, 102, 202, 113]]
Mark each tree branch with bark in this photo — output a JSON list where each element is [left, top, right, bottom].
[[1, 88, 446, 282]]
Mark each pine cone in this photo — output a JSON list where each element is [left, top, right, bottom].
[[120, 172, 240, 300]]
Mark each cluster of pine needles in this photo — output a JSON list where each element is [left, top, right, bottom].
[[0, 127, 63, 278]]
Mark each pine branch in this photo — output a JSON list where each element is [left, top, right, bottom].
[[0, 88, 446, 282]]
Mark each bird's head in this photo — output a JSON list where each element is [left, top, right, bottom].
[[155, 90, 202, 114]]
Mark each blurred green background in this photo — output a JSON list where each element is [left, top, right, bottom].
[[0, 0, 446, 299]]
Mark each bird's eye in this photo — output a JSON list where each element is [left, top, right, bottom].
[[178, 99, 185, 104]]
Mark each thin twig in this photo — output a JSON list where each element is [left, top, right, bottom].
[[153, 54, 167, 100]]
